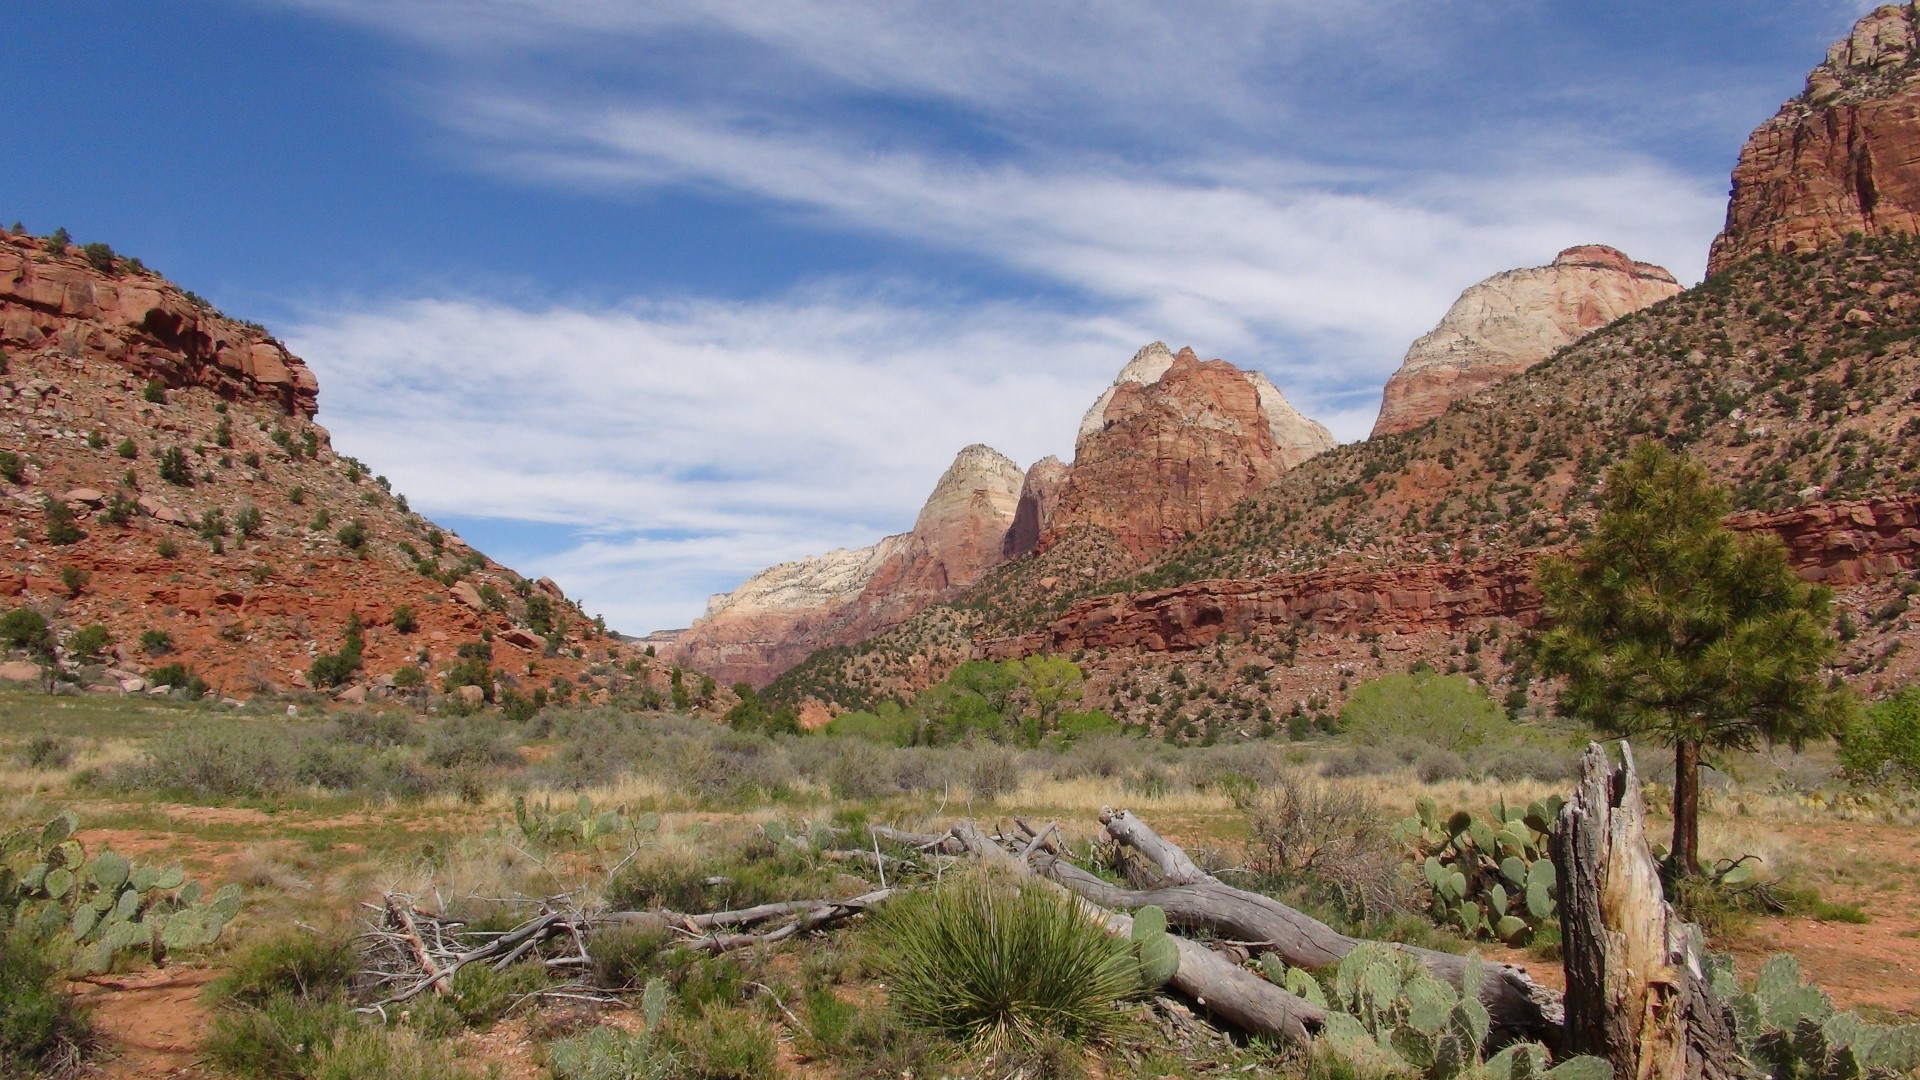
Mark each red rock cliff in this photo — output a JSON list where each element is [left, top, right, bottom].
[[1708, 3, 1920, 274], [1050, 347, 1334, 559], [1, 234, 318, 416]]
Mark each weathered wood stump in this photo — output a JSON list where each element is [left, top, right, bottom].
[[1552, 742, 1747, 1080]]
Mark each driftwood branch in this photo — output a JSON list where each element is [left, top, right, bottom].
[[1553, 743, 1746, 1080], [1092, 807, 1564, 1039]]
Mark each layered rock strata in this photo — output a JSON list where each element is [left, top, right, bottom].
[[1371, 246, 1681, 437], [670, 445, 1023, 687], [1050, 346, 1334, 558], [988, 495, 1920, 659], [1, 236, 318, 416], [1708, 3, 1920, 274]]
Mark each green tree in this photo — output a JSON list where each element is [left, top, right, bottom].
[[1839, 686, 1920, 786], [1535, 442, 1852, 873], [1337, 671, 1508, 753]]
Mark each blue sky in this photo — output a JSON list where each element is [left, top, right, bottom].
[[5, 1, 1879, 634]]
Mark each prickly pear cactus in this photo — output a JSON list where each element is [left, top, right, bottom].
[[1396, 795, 1562, 945], [1712, 952, 1920, 1079], [1130, 905, 1179, 988], [1301, 943, 1611, 1080], [508, 794, 657, 852], [2, 809, 240, 974]]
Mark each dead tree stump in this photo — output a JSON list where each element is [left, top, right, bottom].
[[1551, 742, 1746, 1080]]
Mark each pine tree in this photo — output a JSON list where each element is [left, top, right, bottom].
[[1535, 441, 1853, 873]]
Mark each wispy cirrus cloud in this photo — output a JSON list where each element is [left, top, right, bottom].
[[284, 288, 1146, 633], [259, 0, 1814, 633]]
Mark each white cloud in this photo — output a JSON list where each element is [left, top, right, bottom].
[[264, 0, 1747, 634], [279, 0, 1433, 139], [456, 98, 1725, 380], [285, 290, 1147, 632]]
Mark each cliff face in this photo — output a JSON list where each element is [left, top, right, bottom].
[[1371, 245, 1681, 437], [1, 239, 318, 417], [667, 538, 909, 690], [988, 495, 1920, 660], [846, 445, 1025, 633], [1002, 456, 1069, 560], [0, 229, 668, 704], [1050, 346, 1333, 558], [1708, 3, 1920, 274], [668, 445, 1023, 687]]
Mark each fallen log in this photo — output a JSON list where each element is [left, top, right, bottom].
[[1552, 743, 1745, 1080], [945, 820, 1327, 1045], [1092, 808, 1563, 1039]]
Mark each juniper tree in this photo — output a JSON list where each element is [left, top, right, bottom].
[[1535, 441, 1852, 873]]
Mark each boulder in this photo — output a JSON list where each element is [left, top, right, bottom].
[[451, 581, 485, 610], [456, 684, 485, 707], [137, 495, 190, 526], [0, 660, 43, 684], [501, 628, 544, 651], [63, 487, 105, 507]]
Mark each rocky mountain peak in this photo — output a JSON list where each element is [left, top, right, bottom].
[[1708, 3, 1920, 274], [913, 443, 1024, 531], [1812, 3, 1919, 99], [1077, 341, 1178, 443], [1053, 346, 1332, 558], [1370, 246, 1682, 437]]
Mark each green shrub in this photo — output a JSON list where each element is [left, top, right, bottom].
[[1338, 672, 1510, 753], [422, 718, 518, 770], [447, 960, 548, 1028], [0, 450, 22, 483], [204, 991, 351, 1078], [824, 704, 917, 746], [139, 628, 173, 655], [43, 497, 82, 544], [157, 444, 191, 485], [310, 1025, 487, 1080], [13, 733, 76, 770], [1840, 687, 1920, 786], [335, 520, 367, 550], [235, 504, 263, 539], [0, 609, 52, 654], [217, 932, 357, 1008], [143, 379, 168, 405], [115, 437, 137, 459], [871, 874, 1139, 1051], [391, 605, 417, 634], [673, 1004, 779, 1080], [118, 726, 288, 797], [68, 624, 110, 659], [0, 930, 90, 1075], [82, 242, 114, 273], [43, 227, 69, 254]]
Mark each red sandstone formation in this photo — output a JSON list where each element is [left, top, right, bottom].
[[987, 495, 1920, 660], [1708, 3, 1920, 274], [0, 228, 668, 704], [1049, 347, 1334, 559], [1, 237, 317, 417], [668, 445, 1024, 687]]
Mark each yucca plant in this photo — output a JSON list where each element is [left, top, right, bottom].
[[870, 873, 1139, 1052]]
